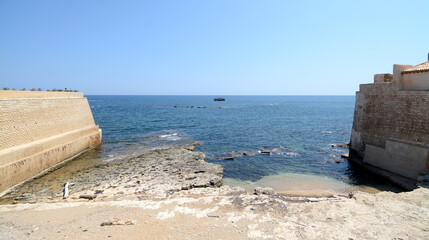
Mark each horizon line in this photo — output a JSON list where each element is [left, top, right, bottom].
[[85, 94, 355, 96]]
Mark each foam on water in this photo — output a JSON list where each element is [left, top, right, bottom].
[[159, 132, 181, 141]]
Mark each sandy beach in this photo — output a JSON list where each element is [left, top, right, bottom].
[[1, 186, 429, 239], [1, 147, 429, 239]]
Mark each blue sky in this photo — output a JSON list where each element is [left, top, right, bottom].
[[1, 0, 428, 95]]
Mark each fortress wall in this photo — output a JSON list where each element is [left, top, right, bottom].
[[0, 94, 96, 150], [0, 91, 83, 99], [0, 91, 101, 194], [351, 67, 429, 180]]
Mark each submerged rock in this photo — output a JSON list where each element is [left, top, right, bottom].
[[331, 143, 350, 148], [270, 147, 287, 154], [242, 151, 259, 156], [332, 159, 342, 163], [257, 146, 271, 154], [260, 150, 271, 154]]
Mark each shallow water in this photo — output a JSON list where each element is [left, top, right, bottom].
[[224, 173, 402, 196]]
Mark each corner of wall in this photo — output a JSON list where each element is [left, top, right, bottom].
[[393, 64, 413, 90]]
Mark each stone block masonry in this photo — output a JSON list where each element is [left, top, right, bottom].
[[0, 91, 102, 194], [350, 61, 429, 184]]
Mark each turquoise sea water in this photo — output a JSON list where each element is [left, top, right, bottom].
[[87, 95, 381, 192]]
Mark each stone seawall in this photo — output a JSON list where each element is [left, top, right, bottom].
[[350, 63, 429, 185], [0, 91, 102, 194]]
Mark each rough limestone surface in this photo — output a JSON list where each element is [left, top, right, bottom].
[[0, 147, 429, 239], [3, 148, 223, 203], [1, 185, 428, 239]]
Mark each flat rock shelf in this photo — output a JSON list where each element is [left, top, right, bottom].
[[1, 147, 223, 203]]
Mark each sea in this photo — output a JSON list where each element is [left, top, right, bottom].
[[84, 95, 399, 194], [2, 95, 402, 202]]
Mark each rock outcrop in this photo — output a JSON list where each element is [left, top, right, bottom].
[[3, 147, 223, 203]]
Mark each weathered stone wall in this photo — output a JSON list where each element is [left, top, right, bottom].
[[0, 91, 102, 194], [350, 65, 429, 180]]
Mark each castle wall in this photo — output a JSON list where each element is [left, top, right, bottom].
[[350, 65, 429, 181], [0, 91, 101, 194]]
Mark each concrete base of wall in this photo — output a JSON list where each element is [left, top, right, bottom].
[[347, 153, 416, 190], [363, 139, 428, 179], [0, 129, 101, 196]]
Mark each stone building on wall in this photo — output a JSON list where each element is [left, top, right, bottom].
[[350, 59, 429, 188]]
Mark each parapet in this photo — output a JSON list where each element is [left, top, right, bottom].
[[374, 73, 393, 83], [366, 62, 429, 91], [0, 91, 102, 195], [0, 90, 84, 99]]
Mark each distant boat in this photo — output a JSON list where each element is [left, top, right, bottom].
[[214, 98, 225, 101]]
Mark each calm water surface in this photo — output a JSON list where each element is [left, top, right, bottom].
[[86, 95, 398, 194]]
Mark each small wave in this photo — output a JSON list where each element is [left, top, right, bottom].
[[99, 130, 195, 164], [285, 152, 299, 156], [159, 133, 178, 138], [270, 150, 298, 156], [320, 131, 332, 134], [140, 130, 194, 146], [159, 133, 181, 141]]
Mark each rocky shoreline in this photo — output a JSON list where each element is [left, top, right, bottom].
[[1, 146, 429, 239], [2, 145, 223, 204]]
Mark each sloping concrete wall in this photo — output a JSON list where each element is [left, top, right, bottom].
[[0, 91, 102, 194], [363, 140, 428, 179], [350, 64, 429, 181]]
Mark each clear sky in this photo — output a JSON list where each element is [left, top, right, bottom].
[[0, 0, 428, 95]]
